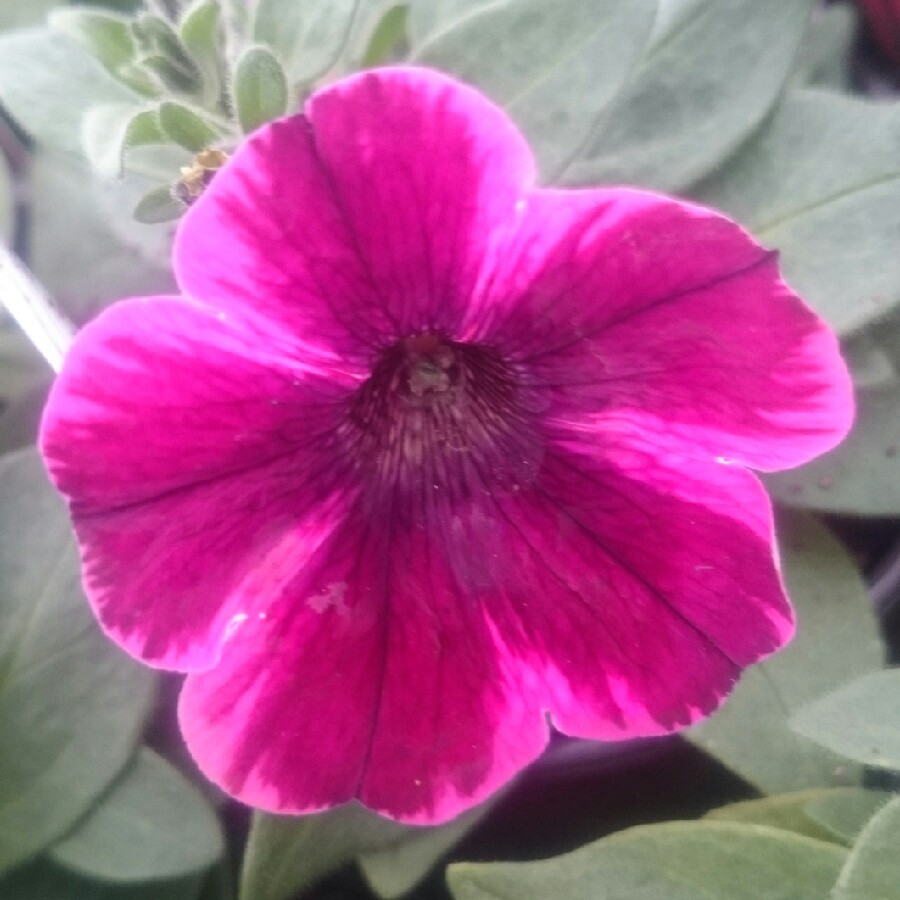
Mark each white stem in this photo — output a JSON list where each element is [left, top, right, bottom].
[[0, 242, 74, 374]]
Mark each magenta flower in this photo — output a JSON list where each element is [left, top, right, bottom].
[[40, 67, 852, 824]]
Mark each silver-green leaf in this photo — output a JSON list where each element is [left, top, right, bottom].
[[133, 185, 184, 224], [239, 806, 411, 900], [360, 4, 408, 67], [692, 89, 900, 335], [447, 821, 847, 900], [253, 0, 358, 86], [178, 0, 224, 107], [232, 44, 289, 134], [687, 512, 884, 794], [766, 323, 900, 516], [407, 0, 498, 46], [81, 103, 165, 179], [29, 151, 176, 321], [0, 859, 206, 900], [0, 449, 156, 873], [414, 0, 657, 180], [48, 9, 137, 76], [790, 669, 900, 771], [240, 797, 496, 900], [804, 788, 893, 845], [0, 0, 62, 32], [703, 790, 841, 844], [359, 801, 497, 898], [158, 100, 221, 151], [0, 28, 140, 151], [49, 747, 224, 882], [832, 796, 900, 900], [560, 0, 816, 191]]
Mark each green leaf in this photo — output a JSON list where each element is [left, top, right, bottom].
[[407, 0, 496, 46], [703, 790, 840, 844], [232, 44, 288, 134], [336, 0, 407, 70], [125, 141, 193, 183], [0, 335, 48, 438], [804, 788, 893, 845], [133, 13, 202, 96], [240, 806, 410, 900], [158, 100, 220, 151], [766, 386, 900, 515], [28, 151, 176, 321], [179, 0, 221, 62], [253, 0, 357, 86], [0, 28, 140, 151], [358, 801, 497, 899], [240, 798, 495, 900], [790, 669, 900, 770], [114, 59, 162, 97], [0, 0, 61, 32], [197, 860, 235, 900], [0, 858, 205, 900], [49, 9, 136, 75], [0, 449, 157, 873], [832, 796, 900, 900], [414, 0, 656, 180], [692, 89, 900, 335], [0, 381, 49, 456], [558, 0, 816, 192], [687, 512, 884, 794], [793, 4, 856, 90], [841, 331, 899, 391], [49, 747, 224, 882], [133, 184, 184, 223], [447, 821, 847, 900], [361, 4, 408, 67], [178, 0, 224, 107], [81, 103, 165, 179]]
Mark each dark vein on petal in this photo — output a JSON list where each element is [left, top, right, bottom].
[[515, 250, 777, 365]]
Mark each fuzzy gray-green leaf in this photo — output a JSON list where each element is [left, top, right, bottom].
[[232, 44, 288, 134]]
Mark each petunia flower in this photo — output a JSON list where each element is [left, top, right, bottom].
[[40, 67, 853, 825]]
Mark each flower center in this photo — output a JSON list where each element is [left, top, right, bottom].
[[400, 333, 457, 402], [344, 334, 539, 504]]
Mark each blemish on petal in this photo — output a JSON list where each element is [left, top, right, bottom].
[[225, 612, 249, 638], [308, 581, 349, 615]]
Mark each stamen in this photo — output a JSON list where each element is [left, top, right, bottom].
[[343, 334, 540, 505]]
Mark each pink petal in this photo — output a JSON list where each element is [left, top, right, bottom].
[[175, 67, 535, 359], [40, 297, 357, 669], [178, 427, 788, 823], [477, 426, 792, 741], [179, 506, 547, 824], [472, 188, 853, 472]]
